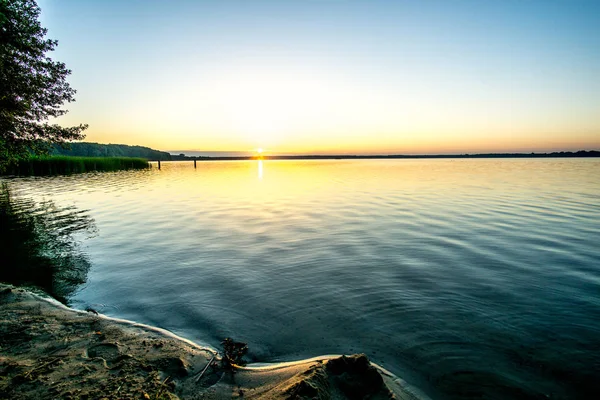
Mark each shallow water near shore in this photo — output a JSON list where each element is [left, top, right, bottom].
[[4, 159, 600, 399]]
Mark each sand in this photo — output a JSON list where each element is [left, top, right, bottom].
[[0, 284, 428, 399]]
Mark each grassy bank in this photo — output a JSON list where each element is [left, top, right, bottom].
[[3, 156, 149, 176]]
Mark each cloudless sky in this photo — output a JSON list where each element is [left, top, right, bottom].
[[38, 0, 600, 154]]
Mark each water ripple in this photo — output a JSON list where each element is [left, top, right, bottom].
[[3, 159, 600, 399]]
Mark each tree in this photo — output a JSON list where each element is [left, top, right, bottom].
[[0, 0, 87, 171]]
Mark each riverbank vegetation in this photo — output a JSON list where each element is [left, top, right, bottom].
[[2, 156, 149, 176], [0, 0, 88, 172]]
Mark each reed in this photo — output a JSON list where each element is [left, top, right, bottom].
[[4, 156, 150, 176]]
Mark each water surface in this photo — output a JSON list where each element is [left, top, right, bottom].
[[5, 159, 600, 399]]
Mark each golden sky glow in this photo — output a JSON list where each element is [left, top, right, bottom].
[[40, 1, 600, 155]]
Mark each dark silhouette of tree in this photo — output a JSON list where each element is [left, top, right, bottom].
[[0, 0, 87, 171]]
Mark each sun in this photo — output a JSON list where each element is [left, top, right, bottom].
[[254, 147, 265, 159], [209, 68, 342, 149]]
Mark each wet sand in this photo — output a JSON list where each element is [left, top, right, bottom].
[[0, 284, 427, 399]]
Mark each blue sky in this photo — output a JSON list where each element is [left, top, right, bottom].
[[38, 0, 600, 153]]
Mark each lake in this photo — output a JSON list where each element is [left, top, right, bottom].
[[4, 159, 600, 399]]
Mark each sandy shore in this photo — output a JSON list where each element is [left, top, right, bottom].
[[0, 284, 428, 399]]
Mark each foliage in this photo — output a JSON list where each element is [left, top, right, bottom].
[[221, 338, 248, 368], [2, 155, 149, 175], [51, 142, 173, 161], [0, 183, 96, 303], [0, 0, 87, 171]]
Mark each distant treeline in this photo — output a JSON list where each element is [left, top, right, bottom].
[[53, 142, 172, 161], [263, 150, 600, 160], [49, 143, 600, 161], [175, 150, 600, 161]]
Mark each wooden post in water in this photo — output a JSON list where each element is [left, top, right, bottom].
[[194, 159, 197, 168], [158, 160, 161, 169]]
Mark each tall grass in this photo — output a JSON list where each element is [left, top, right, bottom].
[[4, 156, 150, 176]]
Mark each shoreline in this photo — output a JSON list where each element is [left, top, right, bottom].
[[0, 284, 429, 399], [167, 150, 600, 161]]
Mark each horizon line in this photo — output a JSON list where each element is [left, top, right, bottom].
[[164, 150, 600, 161]]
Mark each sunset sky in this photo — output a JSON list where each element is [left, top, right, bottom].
[[39, 0, 600, 155]]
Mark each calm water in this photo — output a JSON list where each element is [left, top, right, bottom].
[[4, 159, 600, 399]]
